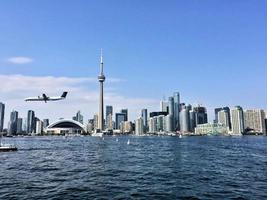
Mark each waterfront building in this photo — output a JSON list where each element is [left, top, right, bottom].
[[160, 101, 169, 112], [87, 119, 94, 133], [27, 110, 35, 134], [218, 110, 230, 128], [121, 109, 128, 121], [22, 118, 27, 132], [135, 118, 144, 135], [115, 113, 127, 129], [93, 114, 98, 130], [164, 114, 173, 132], [195, 123, 229, 135], [17, 118, 23, 134], [106, 114, 113, 130], [173, 92, 180, 131], [74, 110, 83, 124], [168, 96, 174, 131], [230, 106, 244, 135], [36, 119, 43, 135], [141, 109, 148, 132], [45, 119, 86, 135], [194, 106, 208, 125], [244, 109, 266, 134], [189, 110, 196, 132], [120, 121, 133, 134], [106, 105, 113, 127], [179, 106, 190, 133], [148, 117, 157, 133], [43, 119, 49, 128], [98, 50, 106, 131], [0, 102, 5, 132], [215, 107, 231, 129], [156, 115, 165, 132], [9, 110, 18, 135]]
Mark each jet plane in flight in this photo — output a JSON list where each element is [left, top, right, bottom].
[[25, 92, 68, 103]]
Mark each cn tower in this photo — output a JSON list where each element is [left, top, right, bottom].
[[98, 50, 105, 131]]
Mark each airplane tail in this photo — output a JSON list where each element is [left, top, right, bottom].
[[61, 92, 68, 98]]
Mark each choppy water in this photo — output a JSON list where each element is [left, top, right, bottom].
[[0, 136, 267, 200]]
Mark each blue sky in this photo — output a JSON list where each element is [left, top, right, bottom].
[[0, 0, 267, 123]]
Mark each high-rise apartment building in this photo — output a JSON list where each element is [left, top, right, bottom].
[[173, 92, 180, 131], [9, 110, 18, 135], [230, 106, 244, 135], [141, 109, 148, 132], [135, 118, 144, 135], [218, 110, 230, 128], [244, 109, 266, 134], [27, 110, 35, 134], [0, 102, 5, 132]]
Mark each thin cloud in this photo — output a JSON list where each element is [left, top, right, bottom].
[[7, 56, 34, 64], [0, 74, 158, 127]]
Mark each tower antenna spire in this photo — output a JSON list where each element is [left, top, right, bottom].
[[100, 48, 103, 75]]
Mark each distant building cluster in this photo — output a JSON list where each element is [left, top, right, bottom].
[[0, 92, 267, 136], [1, 91, 266, 136]]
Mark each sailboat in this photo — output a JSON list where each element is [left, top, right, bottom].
[[0, 134, 18, 152]]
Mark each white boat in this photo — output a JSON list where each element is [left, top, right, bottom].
[[91, 132, 103, 137], [127, 139, 130, 145], [0, 134, 18, 152]]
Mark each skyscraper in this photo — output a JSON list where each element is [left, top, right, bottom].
[[9, 110, 18, 135], [98, 50, 105, 131], [17, 118, 23, 134], [27, 110, 35, 134], [173, 92, 180, 131], [106, 106, 113, 129], [230, 106, 244, 135], [218, 110, 230, 128], [179, 106, 190, 133], [121, 109, 128, 121], [244, 109, 266, 134], [106, 105, 113, 125], [160, 101, 169, 112], [75, 110, 83, 124], [43, 119, 49, 128], [0, 102, 5, 132], [93, 114, 98, 130], [35, 119, 43, 135], [189, 109, 196, 132], [115, 113, 126, 129], [194, 106, 208, 125], [135, 118, 144, 135], [214, 107, 231, 129], [168, 97, 174, 131], [141, 109, 148, 132]]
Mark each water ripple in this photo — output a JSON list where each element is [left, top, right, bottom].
[[0, 136, 267, 199]]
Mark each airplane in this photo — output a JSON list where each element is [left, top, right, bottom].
[[25, 92, 68, 103]]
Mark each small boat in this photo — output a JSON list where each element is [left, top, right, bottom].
[[127, 139, 130, 145], [0, 145, 18, 152], [0, 135, 18, 152], [91, 132, 103, 137], [179, 134, 182, 138], [116, 138, 119, 142]]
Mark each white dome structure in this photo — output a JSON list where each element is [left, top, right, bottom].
[[45, 119, 86, 135]]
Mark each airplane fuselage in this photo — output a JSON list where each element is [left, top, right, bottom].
[[25, 92, 68, 103]]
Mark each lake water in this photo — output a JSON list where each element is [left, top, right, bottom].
[[0, 136, 266, 199]]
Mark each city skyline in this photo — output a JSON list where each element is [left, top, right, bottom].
[[1, 1, 267, 126]]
